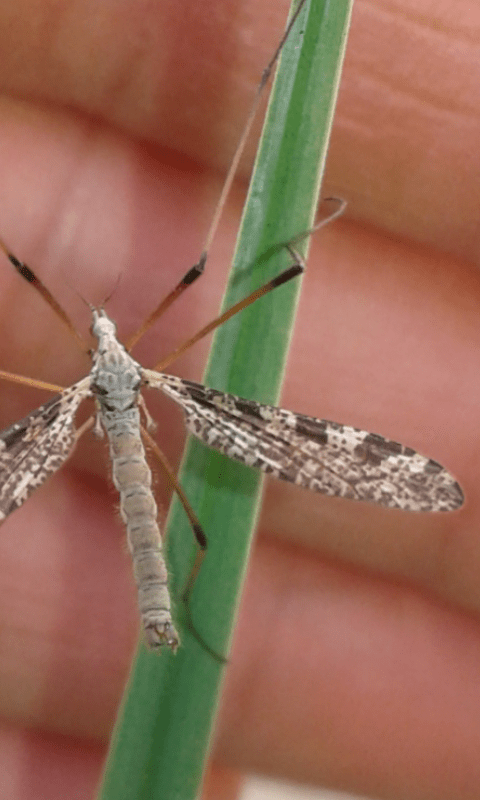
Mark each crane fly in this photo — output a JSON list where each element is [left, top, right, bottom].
[[0, 0, 463, 654]]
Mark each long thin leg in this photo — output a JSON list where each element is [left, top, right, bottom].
[[74, 415, 95, 442], [125, 0, 309, 352], [153, 262, 303, 373], [141, 426, 226, 662], [0, 368, 64, 393], [0, 238, 87, 351], [125, 254, 208, 352], [152, 199, 346, 373]]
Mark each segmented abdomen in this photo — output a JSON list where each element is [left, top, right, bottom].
[[106, 417, 179, 650]]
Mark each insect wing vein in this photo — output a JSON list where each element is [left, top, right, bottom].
[[0, 378, 91, 519], [144, 371, 463, 512]]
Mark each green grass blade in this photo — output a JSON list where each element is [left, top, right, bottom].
[[97, 0, 353, 798]]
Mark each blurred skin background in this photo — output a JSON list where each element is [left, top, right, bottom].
[[0, 1, 478, 799]]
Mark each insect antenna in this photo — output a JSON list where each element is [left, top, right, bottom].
[[141, 426, 226, 662], [125, 0, 309, 352], [0, 237, 87, 351]]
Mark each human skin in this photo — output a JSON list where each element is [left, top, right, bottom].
[[0, 1, 479, 799]]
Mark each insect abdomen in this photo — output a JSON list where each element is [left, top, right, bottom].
[[108, 423, 179, 650]]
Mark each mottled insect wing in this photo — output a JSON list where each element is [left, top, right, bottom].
[[0, 379, 90, 519], [143, 371, 463, 513]]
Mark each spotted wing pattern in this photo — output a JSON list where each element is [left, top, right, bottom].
[[144, 371, 463, 512], [0, 378, 91, 519]]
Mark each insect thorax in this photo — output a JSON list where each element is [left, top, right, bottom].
[[90, 309, 143, 421]]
